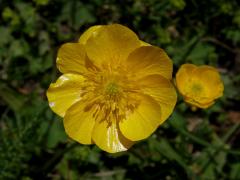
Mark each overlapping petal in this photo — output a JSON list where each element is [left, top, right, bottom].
[[78, 25, 103, 44], [195, 66, 224, 99], [184, 97, 214, 109], [64, 101, 95, 144], [56, 43, 88, 74], [138, 75, 177, 122], [125, 46, 173, 80], [176, 64, 224, 108], [47, 24, 178, 153], [79, 25, 149, 47], [119, 95, 162, 141], [92, 119, 134, 153], [140, 40, 151, 46], [175, 64, 197, 95], [85, 24, 141, 66], [47, 74, 84, 117]]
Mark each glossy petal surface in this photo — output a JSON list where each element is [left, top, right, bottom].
[[126, 46, 173, 80], [56, 43, 87, 74], [139, 75, 177, 121], [78, 25, 103, 44], [85, 24, 141, 66], [47, 24, 177, 153], [64, 101, 95, 144], [119, 95, 162, 141], [92, 119, 134, 153], [47, 74, 84, 117]]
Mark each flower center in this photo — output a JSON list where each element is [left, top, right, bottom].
[[191, 83, 202, 93], [105, 82, 119, 96], [80, 63, 141, 125]]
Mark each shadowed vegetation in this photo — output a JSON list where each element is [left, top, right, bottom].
[[0, 0, 240, 179]]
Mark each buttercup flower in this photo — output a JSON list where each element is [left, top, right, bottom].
[[47, 24, 177, 153], [176, 64, 224, 109]]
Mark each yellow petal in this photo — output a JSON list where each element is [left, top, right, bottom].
[[175, 64, 198, 96], [176, 64, 224, 109], [185, 98, 215, 109], [46, 74, 84, 117], [56, 43, 88, 74], [85, 24, 141, 66], [119, 95, 162, 141], [126, 46, 173, 80], [140, 40, 151, 46], [92, 119, 134, 153], [195, 66, 224, 99], [78, 25, 103, 44], [64, 101, 95, 144], [139, 75, 177, 122]]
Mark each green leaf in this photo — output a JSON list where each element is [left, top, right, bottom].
[[230, 163, 240, 179], [9, 40, 29, 58], [0, 27, 12, 45], [153, 137, 190, 173], [0, 81, 26, 112], [169, 111, 187, 130], [41, 117, 67, 149], [170, 0, 186, 10], [187, 43, 217, 65]]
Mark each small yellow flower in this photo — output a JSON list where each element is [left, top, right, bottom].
[[175, 64, 224, 109], [47, 24, 177, 153]]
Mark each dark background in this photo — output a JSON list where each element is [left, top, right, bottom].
[[0, 0, 240, 179]]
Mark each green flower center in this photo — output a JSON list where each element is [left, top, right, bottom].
[[191, 83, 203, 93], [105, 82, 119, 96]]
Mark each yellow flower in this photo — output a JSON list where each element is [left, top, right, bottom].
[[47, 24, 177, 153], [176, 64, 224, 109]]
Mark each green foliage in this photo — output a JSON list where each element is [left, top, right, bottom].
[[1, 0, 240, 179]]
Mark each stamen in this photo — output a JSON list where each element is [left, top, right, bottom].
[[79, 62, 140, 126], [105, 82, 119, 96]]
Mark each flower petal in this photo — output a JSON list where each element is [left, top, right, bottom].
[[64, 101, 95, 144], [92, 119, 134, 153], [126, 46, 173, 80], [56, 43, 88, 74], [195, 66, 224, 99], [185, 98, 214, 109], [176, 64, 224, 108], [175, 64, 197, 95], [119, 95, 162, 141], [46, 74, 84, 117], [85, 24, 141, 66], [140, 40, 151, 46], [78, 25, 103, 44], [139, 75, 177, 122]]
